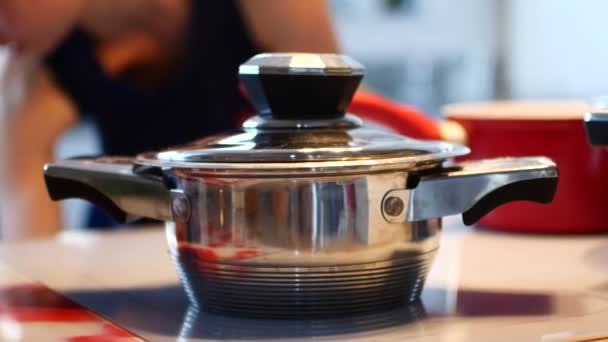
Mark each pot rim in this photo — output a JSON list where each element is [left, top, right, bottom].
[[443, 100, 596, 121]]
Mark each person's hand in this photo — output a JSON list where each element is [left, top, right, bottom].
[[95, 32, 164, 76]]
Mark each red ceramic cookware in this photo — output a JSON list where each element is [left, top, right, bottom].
[[348, 97, 606, 234], [443, 101, 608, 233]]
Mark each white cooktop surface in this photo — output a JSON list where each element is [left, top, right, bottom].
[[2, 217, 608, 342]]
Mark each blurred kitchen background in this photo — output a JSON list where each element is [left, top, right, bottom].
[[2, 0, 607, 227]]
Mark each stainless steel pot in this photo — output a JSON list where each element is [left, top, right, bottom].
[[44, 53, 558, 317]]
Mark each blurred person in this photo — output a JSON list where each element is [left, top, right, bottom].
[[0, 0, 339, 239]]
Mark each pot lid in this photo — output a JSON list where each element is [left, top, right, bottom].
[[136, 53, 469, 175]]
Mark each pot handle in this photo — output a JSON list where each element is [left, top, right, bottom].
[[406, 157, 558, 225], [584, 112, 608, 146], [44, 157, 174, 223]]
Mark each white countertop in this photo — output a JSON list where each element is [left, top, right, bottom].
[[2, 216, 608, 341]]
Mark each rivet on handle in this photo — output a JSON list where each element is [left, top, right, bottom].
[[382, 190, 409, 223], [171, 190, 192, 223]]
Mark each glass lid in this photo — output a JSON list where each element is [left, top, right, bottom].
[[138, 116, 466, 163], [135, 53, 470, 174]]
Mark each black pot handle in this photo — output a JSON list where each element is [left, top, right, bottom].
[[44, 157, 174, 223], [584, 112, 608, 146], [406, 157, 559, 225]]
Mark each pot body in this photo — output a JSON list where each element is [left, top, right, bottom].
[[164, 169, 440, 316], [44, 155, 558, 316], [452, 119, 608, 233]]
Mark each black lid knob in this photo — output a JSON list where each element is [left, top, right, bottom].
[[239, 53, 365, 120]]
